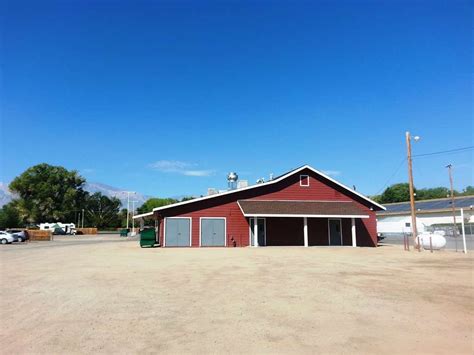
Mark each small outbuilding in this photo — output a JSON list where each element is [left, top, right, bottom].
[[377, 196, 474, 235], [134, 165, 385, 247]]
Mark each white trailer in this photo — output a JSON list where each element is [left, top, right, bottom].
[[39, 223, 77, 235]]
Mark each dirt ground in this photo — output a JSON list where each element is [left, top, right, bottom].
[[1, 235, 473, 354]]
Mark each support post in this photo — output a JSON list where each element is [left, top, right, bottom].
[[303, 217, 308, 247], [446, 164, 458, 251], [253, 217, 259, 247], [461, 208, 467, 254], [351, 218, 357, 247], [155, 218, 160, 245]]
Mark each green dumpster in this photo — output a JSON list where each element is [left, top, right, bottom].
[[140, 228, 156, 248], [120, 228, 129, 237]]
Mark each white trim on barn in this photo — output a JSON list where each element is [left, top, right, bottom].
[[300, 174, 310, 187], [241, 213, 369, 219], [248, 217, 266, 247], [351, 218, 357, 247], [133, 211, 154, 219]]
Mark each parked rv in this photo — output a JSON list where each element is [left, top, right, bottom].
[[39, 223, 77, 235]]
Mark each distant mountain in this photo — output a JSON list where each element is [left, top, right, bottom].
[[0, 181, 150, 208], [83, 182, 150, 208], [0, 183, 14, 207]]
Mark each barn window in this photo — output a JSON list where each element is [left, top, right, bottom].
[[300, 175, 309, 187]]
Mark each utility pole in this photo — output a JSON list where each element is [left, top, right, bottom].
[[446, 164, 458, 251], [406, 132, 419, 250], [81, 208, 85, 228]]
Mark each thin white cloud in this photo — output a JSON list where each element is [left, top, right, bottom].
[[322, 170, 341, 176], [149, 160, 215, 177], [183, 170, 215, 177], [149, 160, 192, 172]]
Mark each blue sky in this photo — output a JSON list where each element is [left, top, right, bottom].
[[1, 0, 472, 198]]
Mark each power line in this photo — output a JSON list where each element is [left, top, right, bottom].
[[413, 146, 473, 158], [374, 145, 473, 195], [375, 158, 406, 195]]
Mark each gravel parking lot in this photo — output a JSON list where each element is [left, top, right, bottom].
[[1, 235, 472, 354]]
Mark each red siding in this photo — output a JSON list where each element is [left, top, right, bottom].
[[156, 168, 379, 247], [159, 200, 249, 247], [249, 174, 352, 202]]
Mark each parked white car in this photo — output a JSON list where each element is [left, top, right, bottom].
[[0, 231, 15, 244]]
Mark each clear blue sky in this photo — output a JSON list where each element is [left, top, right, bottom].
[[1, 0, 472, 198]]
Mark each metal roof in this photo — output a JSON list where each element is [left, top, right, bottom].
[[378, 196, 474, 215]]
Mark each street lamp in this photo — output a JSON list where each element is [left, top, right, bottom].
[[405, 132, 421, 250], [131, 200, 138, 236], [124, 191, 136, 230]]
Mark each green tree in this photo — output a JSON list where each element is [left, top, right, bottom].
[[84, 193, 121, 228], [372, 183, 474, 204], [378, 183, 413, 204], [0, 202, 22, 229], [9, 163, 87, 223], [119, 208, 129, 228], [416, 187, 451, 200], [461, 186, 474, 196], [180, 196, 196, 202], [136, 197, 178, 214]]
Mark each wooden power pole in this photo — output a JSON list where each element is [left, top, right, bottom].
[[446, 164, 458, 251], [405, 132, 418, 250]]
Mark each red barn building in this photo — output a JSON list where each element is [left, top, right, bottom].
[[134, 165, 385, 247]]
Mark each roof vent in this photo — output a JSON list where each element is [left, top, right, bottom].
[[269, 173, 274, 181], [237, 180, 248, 189], [207, 188, 218, 196]]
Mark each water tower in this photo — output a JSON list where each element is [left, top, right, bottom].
[[227, 172, 238, 190]]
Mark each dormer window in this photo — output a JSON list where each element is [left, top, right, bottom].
[[300, 175, 309, 187]]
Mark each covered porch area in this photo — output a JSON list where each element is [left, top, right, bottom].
[[239, 200, 372, 247]]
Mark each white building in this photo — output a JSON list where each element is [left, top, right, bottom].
[[377, 196, 474, 235]]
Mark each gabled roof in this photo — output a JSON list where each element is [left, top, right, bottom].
[[133, 165, 385, 219]]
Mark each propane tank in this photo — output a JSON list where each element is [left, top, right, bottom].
[[416, 233, 447, 250]]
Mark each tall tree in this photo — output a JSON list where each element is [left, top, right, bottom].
[[9, 163, 87, 223], [416, 187, 451, 200], [136, 197, 178, 214], [0, 202, 21, 229], [84, 193, 121, 228], [377, 183, 413, 204], [461, 186, 474, 196]]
